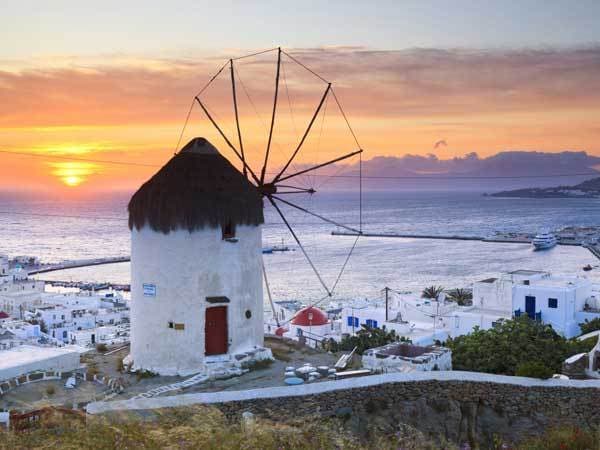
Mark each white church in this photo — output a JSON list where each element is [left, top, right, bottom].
[[126, 137, 271, 376]]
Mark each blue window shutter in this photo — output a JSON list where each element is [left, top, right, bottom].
[[347, 316, 353, 326], [366, 319, 372, 327], [373, 320, 378, 328], [354, 317, 359, 327]]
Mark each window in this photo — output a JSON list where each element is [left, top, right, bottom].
[[221, 221, 236, 240], [548, 298, 558, 309], [365, 319, 378, 328], [347, 316, 359, 328]]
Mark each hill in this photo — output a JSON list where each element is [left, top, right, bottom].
[[489, 177, 600, 198]]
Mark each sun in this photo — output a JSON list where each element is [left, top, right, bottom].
[[63, 175, 83, 187], [49, 162, 98, 188]]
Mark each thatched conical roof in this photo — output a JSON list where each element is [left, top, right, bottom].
[[128, 138, 264, 233]]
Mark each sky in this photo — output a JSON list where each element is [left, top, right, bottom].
[[1, 1, 600, 193]]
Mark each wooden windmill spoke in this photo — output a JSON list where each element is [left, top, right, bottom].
[[194, 96, 261, 186], [275, 149, 362, 184], [260, 47, 282, 185], [229, 60, 247, 179], [272, 83, 331, 184], [266, 195, 331, 297], [275, 190, 317, 195], [271, 195, 361, 234]]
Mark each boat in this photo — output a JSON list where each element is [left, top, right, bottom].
[[532, 231, 557, 250], [583, 264, 593, 272], [263, 239, 294, 254]]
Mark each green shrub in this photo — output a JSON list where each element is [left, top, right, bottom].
[[325, 326, 410, 355], [242, 358, 274, 371], [579, 317, 600, 335], [515, 361, 554, 379], [271, 347, 292, 362], [446, 316, 595, 376], [95, 343, 108, 353], [136, 370, 157, 381]]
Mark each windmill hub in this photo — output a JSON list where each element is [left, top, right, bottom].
[[259, 183, 277, 196]]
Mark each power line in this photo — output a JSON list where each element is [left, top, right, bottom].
[[2, 149, 597, 180], [0, 150, 159, 168], [0, 211, 127, 221]]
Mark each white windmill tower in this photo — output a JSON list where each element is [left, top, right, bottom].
[[126, 47, 363, 376], [127, 137, 270, 376]]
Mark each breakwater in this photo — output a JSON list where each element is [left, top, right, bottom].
[[332, 231, 600, 260], [27, 256, 130, 275]]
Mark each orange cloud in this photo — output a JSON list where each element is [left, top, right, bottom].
[[1, 46, 600, 192]]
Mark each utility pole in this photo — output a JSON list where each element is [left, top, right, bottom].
[[384, 287, 390, 322]]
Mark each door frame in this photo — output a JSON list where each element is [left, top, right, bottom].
[[525, 295, 536, 319], [205, 305, 228, 356]]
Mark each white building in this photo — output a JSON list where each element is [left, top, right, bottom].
[[474, 270, 600, 338], [363, 343, 452, 373], [127, 138, 270, 376], [30, 291, 129, 344], [0, 345, 82, 383], [512, 275, 598, 338], [68, 324, 129, 347], [285, 306, 337, 347], [340, 297, 458, 345], [0, 265, 45, 317]]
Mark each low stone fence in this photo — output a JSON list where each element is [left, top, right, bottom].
[[0, 371, 66, 396], [87, 371, 600, 444]]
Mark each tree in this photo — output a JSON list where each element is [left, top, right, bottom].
[[446, 288, 473, 306], [579, 317, 600, 335], [325, 326, 410, 355], [421, 285, 444, 299], [515, 361, 554, 379], [446, 316, 595, 376]]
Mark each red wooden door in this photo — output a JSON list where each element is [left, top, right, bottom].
[[205, 306, 228, 355]]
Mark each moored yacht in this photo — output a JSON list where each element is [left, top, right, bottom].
[[532, 231, 557, 250]]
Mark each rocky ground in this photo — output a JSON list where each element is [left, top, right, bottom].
[[1, 337, 340, 412]]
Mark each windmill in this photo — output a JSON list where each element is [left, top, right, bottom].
[[178, 47, 364, 303]]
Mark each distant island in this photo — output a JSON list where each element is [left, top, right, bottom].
[[488, 177, 600, 198]]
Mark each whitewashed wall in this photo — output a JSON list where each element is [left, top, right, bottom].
[[130, 224, 264, 376]]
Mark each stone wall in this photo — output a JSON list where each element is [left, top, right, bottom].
[[214, 380, 599, 445], [87, 372, 600, 446]]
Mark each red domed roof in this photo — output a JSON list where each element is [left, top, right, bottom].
[[291, 306, 329, 326]]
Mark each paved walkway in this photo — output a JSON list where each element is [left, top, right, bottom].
[[87, 371, 600, 414], [131, 372, 210, 400]]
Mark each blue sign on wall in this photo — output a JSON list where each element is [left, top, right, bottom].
[[143, 283, 156, 297]]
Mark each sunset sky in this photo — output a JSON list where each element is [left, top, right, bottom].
[[1, 1, 600, 193]]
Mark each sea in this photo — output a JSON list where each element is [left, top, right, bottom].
[[1, 190, 599, 305]]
